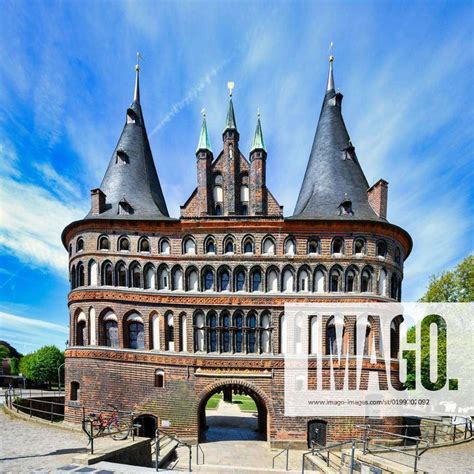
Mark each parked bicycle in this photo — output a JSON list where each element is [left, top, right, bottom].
[[84, 404, 130, 441]]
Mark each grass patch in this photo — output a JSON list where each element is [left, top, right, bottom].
[[205, 393, 222, 410], [232, 395, 257, 412]]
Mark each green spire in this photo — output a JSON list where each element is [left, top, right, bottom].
[[196, 109, 212, 153], [223, 81, 238, 133], [250, 111, 266, 153]]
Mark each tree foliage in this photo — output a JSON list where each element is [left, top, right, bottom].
[[19, 346, 64, 386], [9, 357, 20, 375], [0, 344, 10, 360]]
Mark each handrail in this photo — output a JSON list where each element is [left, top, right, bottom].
[[155, 427, 193, 472], [196, 443, 205, 465], [272, 446, 289, 471], [302, 440, 357, 474]]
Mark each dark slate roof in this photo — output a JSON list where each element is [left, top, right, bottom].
[[292, 63, 382, 221], [85, 73, 170, 221]]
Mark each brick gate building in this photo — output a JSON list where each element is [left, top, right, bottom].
[[62, 55, 412, 447]]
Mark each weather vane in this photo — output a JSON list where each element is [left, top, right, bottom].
[[136, 52, 143, 71], [329, 42, 334, 62], [227, 81, 235, 97]]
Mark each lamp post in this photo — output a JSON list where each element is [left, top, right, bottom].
[[57, 362, 65, 394]]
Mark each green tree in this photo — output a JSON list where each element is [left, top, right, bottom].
[[19, 346, 64, 388], [0, 344, 10, 360], [9, 357, 20, 375], [19, 353, 36, 379], [420, 255, 474, 303]]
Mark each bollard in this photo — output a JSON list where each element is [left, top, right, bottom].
[[350, 440, 356, 474], [189, 444, 192, 472]]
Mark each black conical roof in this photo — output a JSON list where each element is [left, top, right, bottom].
[[86, 69, 170, 220], [292, 61, 380, 221]]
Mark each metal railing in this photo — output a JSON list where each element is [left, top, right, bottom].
[[272, 446, 289, 471], [155, 426, 193, 472], [4, 391, 65, 423], [196, 443, 205, 465], [302, 440, 357, 474]]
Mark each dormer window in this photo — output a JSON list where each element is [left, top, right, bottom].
[[126, 109, 137, 124], [116, 149, 129, 164], [338, 200, 354, 216], [118, 199, 133, 215], [343, 146, 355, 161]]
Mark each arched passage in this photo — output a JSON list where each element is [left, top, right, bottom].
[[134, 414, 157, 438], [197, 381, 270, 443]]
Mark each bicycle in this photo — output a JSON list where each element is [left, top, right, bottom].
[[84, 404, 130, 441]]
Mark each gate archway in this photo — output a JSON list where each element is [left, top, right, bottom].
[[197, 380, 271, 443]]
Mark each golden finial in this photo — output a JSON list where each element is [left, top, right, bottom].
[[227, 81, 235, 97], [329, 42, 334, 63]]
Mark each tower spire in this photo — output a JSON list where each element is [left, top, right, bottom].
[[133, 52, 142, 104], [224, 81, 238, 133], [196, 109, 212, 153], [250, 110, 266, 153], [327, 44, 335, 92]]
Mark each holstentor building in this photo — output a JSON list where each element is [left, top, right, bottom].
[[62, 55, 412, 447]]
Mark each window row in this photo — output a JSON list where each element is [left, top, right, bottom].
[[71, 260, 402, 299], [71, 234, 402, 263]]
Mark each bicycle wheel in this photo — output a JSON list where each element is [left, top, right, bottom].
[[112, 419, 130, 440]]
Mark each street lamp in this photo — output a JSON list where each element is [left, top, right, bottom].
[[57, 362, 65, 393]]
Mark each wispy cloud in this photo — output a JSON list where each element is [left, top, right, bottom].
[[150, 59, 229, 135]]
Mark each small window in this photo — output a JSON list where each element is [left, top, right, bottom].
[[215, 204, 222, 216], [240, 185, 249, 202], [184, 237, 196, 255], [236, 271, 246, 291], [99, 236, 110, 250], [284, 238, 296, 255], [224, 238, 234, 254], [127, 109, 137, 124], [204, 270, 214, 291], [118, 237, 130, 251], [251, 270, 262, 292], [139, 238, 150, 253], [354, 238, 365, 255], [70, 381, 80, 401], [116, 149, 129, 164], [205, 238, 216, 254], [118, 200, 133, 215], [262, 237, 275, 255], [241, 204, 248, 216], [76, 238, 84, 252], [395, 248, 401, 264], [338, 199, 354, 216], [377, 240, 387, 257], [332, 238, 344, 255], [160, 239, 170, 255], [243, 238, 254, 254], [308, 239, 319, 255], [155, 369, 165, 388]]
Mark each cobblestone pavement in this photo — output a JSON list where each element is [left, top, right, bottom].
[[382, 441, 474, 473]]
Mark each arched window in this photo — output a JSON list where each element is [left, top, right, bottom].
[[76, 312, 87, 346], [354, 238, 365, 255], [118, 236, 130, 252], [329, 267, 342, 292], [391, 274, 400, 300], [103, 312, 118, 348], [144, 265, 156, 290], [390, 318, 401, 359], [234, 313, 243, 353], [298, 269, 309, 292], [127, 314, 144, 350], [215, 204, 222, 216], [240, 185, 249, 203], [98, 235, 110, 250], [116, 262, 127, 287], [379, 269, 387, 296], [345, 267, 356, 292], [213, 173, 223, 207], [172, 267, 183, 290], [377, 240, 387, 257], [165, 313, 174, 351], [76, 237, 84, 252], [308, 238, 319, 255], [361, 268, 372, 292], [364, 321, 373, 356], [194, 312, 205, 352], [332, 238, 344, 255], [314, 269, 325, 293], [219, 269, 230, 292], [151, 313, 160, 350], [282, 268, 294, 292], [261, 312, 271, 353], [70, 381, 80, 401], [71, 265, 76, 289], [88, 260, 98, 286], [247, 314, 257, 353], [224, 237, 235, 254], [251, 269, 262, 292], [262, 236, 276, 255], [102, 262, 113, 286], [205, 237, 216, 254], [69, 244, 72, 256], [130, 263, 141, 288], [235, 270, 246, 292], [203, 269, 214, 291], [395, 247, 402, 264], [310, 316, 318, 355], [183, 237, 196, 255], [158, 266, 169, 290], [160, 238, 170, 255], [243, 237, 254, 254], [179, 314, 187, 352], [221, 312, 231, 352], [284, 238, 296, 255], [267, 269, 278, 292], [155, 369, 165, 388], [280, 314, 287, 354], [187, 269, 198, 291], [139, 237, 150, 253], [326, 317, 337, 355], [207, 312, 218, 352], [77, 263, 85, 287]]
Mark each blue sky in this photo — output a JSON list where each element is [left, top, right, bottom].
[[0, 0, 472, 354]]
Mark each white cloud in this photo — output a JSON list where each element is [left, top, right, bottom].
[[33, 162, 80, 201], [0, 312, 68, 334]]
